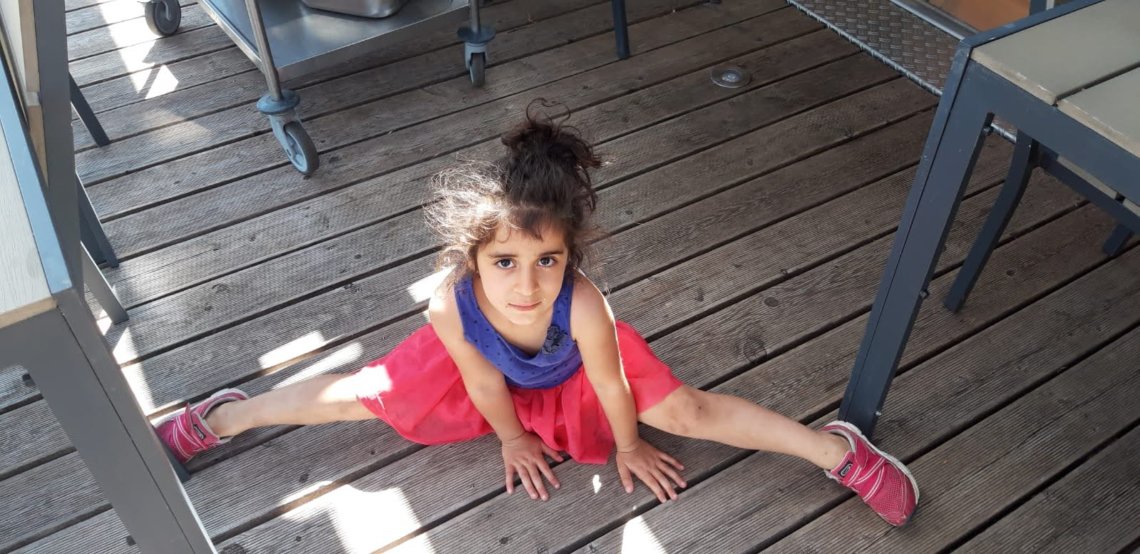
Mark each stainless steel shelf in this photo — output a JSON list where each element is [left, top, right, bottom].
[[199, 0, 467, 81]]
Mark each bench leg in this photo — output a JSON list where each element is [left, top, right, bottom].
[[945, 131, 1038, 312], [838, 88, 992, 436], [1102, 224, 1131, 257]]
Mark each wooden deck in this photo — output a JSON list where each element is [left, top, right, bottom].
[[2, 0, 1139, 551]]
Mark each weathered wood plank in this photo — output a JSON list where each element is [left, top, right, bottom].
[[83, 0, 783, 211], [66, 0, 193, 35], [68, 0, 656, 151], [17, 137, 1091, 554], [2, 103, 934, 481], [0, 454, 103, 552], [4, 72, 924, 485], [654, 172, 1082, 387], [766, 330, 1140, 553], [69, 22, 235, 87], [67, 0, 117, 13], [218, 150, 1097, 554], [4, 124, 994, 554], [94, 77, 924, 382], [6, 86, 950, 549], [68, 2, 210, 61], [72, 0, 590, 116], [376, 176, 1095, 554], [956, 426, 1140, 554], [0, 401, 69, 481], [576, 209, 1134, 554], [102, 35, 868, 311], [269, 170, 1085, 551]]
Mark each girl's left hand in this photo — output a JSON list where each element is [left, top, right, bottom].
[[615, 438, 687, 502]]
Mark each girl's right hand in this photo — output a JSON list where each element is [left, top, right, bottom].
[[501, 432, 563, 501]]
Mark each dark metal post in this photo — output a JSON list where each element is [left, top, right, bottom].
[[1102, 224, 1132, 256], [612, 0, 630, 59], [838, 54, 993, 435]]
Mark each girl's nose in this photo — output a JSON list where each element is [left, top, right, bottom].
[[517, 267, 539, 295]]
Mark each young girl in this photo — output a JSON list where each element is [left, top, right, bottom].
[[158, 107, 918, 526]]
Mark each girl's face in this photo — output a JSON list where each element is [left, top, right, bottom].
[[473, 222, 568, 328]]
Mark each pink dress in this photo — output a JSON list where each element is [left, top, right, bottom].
[[353, 275, 682, 464]]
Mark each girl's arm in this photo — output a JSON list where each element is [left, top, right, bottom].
[[429, 286, 525, 440], [572, 276, 686, 502], [429, 284, 563, 500], [570, 278, 639, 450]]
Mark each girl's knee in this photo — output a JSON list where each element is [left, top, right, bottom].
[[648, 386, 710, 438]]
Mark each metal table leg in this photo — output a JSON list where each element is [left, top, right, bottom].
[[838, 55, 993, 435], [612, 0, 630, 59], [1102, 224, 1132, 256], [944, 131, 1039, 312]]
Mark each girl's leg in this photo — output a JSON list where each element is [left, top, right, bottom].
[[206, 373, 375, 437], [638, 385, 849, 470]]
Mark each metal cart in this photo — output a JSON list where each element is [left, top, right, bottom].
[[141, 0, 494, 175]]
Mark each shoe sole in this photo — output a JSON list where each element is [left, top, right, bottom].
[[825, 420, 921, 526]]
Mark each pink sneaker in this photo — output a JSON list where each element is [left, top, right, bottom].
[[822, 421, 919, 526], [156, 388, 248, 465]]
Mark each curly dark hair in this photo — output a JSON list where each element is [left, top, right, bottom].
[[425, 100, 602, 285]]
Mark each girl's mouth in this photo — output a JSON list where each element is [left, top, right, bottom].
[[509, 301, 541, 311]]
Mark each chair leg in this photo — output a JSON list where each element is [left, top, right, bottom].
[[70, 74, 110, 147], [611, 0, 629, 59], [944, 131, 1038, 312], [82, 244, 128, 324], [78, 177, 119, 268], [1102, 224, 1131, 257], [838, 80, 993, 437]]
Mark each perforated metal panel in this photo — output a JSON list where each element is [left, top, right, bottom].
[[785, 0, 958, 95]]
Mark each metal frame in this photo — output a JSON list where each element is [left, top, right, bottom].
[[0, 6, 213, 552], [29, 1, 82, 292], [836, 0, 1135, 435], [69, 74, 109, 147]]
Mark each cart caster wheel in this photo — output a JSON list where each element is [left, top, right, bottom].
[[468, 53, 486, 87], [145, 0, 181, 36], [283, 121, 319, 176]]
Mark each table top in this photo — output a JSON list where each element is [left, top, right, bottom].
[[971, 0, 1140, 105], [0, 116, 55, 329], [971, 0, 1140, 159]]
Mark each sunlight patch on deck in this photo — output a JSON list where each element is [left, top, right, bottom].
[[333, 487, 424, 552], [144, 65, 180, 99], [407, 268, 450, 304], [621, 516, 667, 554], [274, 341, 364, 388], [258, 331, 329, 369], [120, 359, 156, 413]]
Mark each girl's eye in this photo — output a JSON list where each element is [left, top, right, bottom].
[[494, 259, 514, 269], [538, 257, 557, 267]]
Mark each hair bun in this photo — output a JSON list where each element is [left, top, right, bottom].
[[501, 99, 602, 173]]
